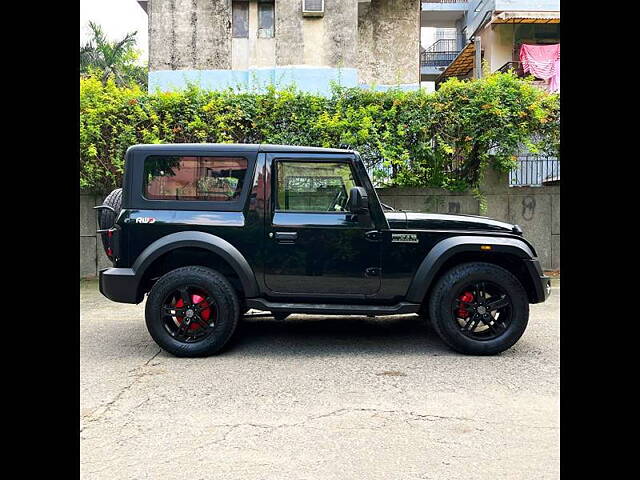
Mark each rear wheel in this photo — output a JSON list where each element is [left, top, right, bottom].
[[428, 262, 529, 355], [145, 266, 240, 357]]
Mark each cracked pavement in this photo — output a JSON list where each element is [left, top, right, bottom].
[[80, 280, 560, 480]]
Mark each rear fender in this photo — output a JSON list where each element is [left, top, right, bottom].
[[133, 231, 259, 298]]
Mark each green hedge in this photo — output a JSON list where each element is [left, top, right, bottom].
[[80, 73, 559, 195]]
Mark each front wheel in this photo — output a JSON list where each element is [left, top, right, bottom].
[[428, 262, 529, 355], [145, 266, 240, 357]]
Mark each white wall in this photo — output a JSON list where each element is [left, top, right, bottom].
[[481, 23, 516, 72]]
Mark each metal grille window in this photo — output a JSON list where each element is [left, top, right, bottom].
[[420, 36, 461, 67], [304, 0, 323, 10], [435, 28, 457, 41], [509, 154, 560, 187], [302, 0, 324, 17], [258, 0, 275, 38], [232, 1, 249, 38]]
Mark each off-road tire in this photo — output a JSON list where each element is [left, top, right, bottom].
[[98, 188, 122, 253], [145, 266, 240, 357], [428, 262, 529, 355]]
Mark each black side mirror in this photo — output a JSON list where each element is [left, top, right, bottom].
[[348, 186, 369, 214]]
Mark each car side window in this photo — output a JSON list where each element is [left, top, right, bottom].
[[275, 161, 356, 212], [143, 155, 248, 202]]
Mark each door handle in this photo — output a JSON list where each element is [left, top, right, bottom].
[[365, 267, 381, 277], [274, 231, 297, 243]]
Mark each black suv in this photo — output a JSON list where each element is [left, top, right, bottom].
[[97, 144, 550, 357]]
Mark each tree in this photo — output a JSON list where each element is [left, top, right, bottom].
[[80, 21, 147, 89]]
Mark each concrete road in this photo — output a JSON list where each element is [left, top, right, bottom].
[[80, 280, 559, 480]]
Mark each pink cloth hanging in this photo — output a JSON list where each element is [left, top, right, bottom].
[[548, 58, 560, 92], [519, 43, 560, 93]]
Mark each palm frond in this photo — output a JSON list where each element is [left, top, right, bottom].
[[80, 21, 145, 87]]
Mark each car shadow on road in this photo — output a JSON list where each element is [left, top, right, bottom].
[[226, 314, 453, 357], [83, 311, 455, 360]]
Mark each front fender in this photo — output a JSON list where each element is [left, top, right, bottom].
[[405, 236, 535, 303], [133, 231, 259, 298]]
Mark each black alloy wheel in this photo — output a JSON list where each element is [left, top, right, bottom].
[[428, 262, 529, 355], [161, 286, 218, 344], [453, 281, 512, 341], [145, 266, 240, 357]]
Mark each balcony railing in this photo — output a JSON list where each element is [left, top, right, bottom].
[[497, 60, 553, 91], [509, 154, 560, 187], [421, 51, 460, 67], [421, 38, 461, 67], [497, 61, 525, 76]]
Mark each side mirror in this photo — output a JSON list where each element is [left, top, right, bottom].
[[348, 186, 369, 214]]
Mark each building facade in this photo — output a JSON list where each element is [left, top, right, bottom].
[[138, 0, 421, 94], [419, 0, 560, 90], [419, 0, 560, 189]]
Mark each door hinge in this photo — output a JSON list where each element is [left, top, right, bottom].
[[365, 267, 381, 277], [365, 230, 382, 242]]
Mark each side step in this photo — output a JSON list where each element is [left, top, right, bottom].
[[245, 299, 421, 316]]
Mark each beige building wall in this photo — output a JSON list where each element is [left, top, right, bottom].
[[480, 24, 516, 73], [357, 0, 420, 86], [148, 0, 422, 90], [232, 1, 276, 70], [148, 0, 233, 71], [275, 0, 358, 68], [225, 0, 359, 70], [323, 0, 359, 68], [302, 16, 326, 66]]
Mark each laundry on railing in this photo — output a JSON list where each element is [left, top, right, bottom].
[[519, 44, 560, 93]]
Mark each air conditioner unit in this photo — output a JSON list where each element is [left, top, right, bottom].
[[302, 0, 324, 17]]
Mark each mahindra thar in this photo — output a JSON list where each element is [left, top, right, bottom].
[[96, 144, 551, 357]]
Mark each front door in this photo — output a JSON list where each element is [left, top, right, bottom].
[[263, 156, 381, 296]]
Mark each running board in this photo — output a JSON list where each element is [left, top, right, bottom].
[[245, 299, 421, 316]]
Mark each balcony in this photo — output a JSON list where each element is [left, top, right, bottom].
[[421, 38, 462, 81], [421, 1, 469, 28]]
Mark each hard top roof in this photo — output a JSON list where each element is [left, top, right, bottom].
[[126, 143, 354, 155]]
